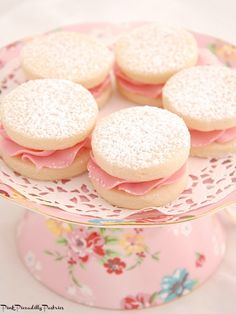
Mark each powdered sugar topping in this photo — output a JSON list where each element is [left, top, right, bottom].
[[1, 79, 98, 140], [21, 31, 113, 85], [115, 24, 198, 77], [163, 65, 236, 122], [92, 106, 190, 170]]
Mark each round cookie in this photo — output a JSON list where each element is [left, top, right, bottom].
[[115, 24, 198, 84], [0, 79, 98, 180], [21, 31, 114, 107], [90, 169, 188, 210], [163, 65, 236, 157], [190, 138, 236, 158], [1, 149, 89, 181], [1, 79, 98, 150], [89, 106, 190, 209]]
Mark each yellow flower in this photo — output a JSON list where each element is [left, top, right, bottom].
[[46, 219, 72, 236], [216, 44, 236, 61], [120, 233, 145, 254]]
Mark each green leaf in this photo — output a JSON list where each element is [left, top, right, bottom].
[[56, 238, 68, 245], [193, 279, 198, 287], [208, 43, 216, 53], [44, 250, 54, 256], [111, 228, 122, 232], [79, 262, 86, 270], [68, 223, 75, 230], [104, 236, 118, 244], [151, 252, 160, 261], [149, 291, 159, 304], [126, 257, 144, 271], [126, 263, 138, 271], [68, 266, 81, 287], [99, 228, 106, 235], [55, 256, 64, 261], [105, 249, 119, 257], [99, 257, 106, 264]]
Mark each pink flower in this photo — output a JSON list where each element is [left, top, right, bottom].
[[134, 228, 143, 233], [67, 228, 105, 263], [104, 257, 126, 275], [67, 257, 77, 265], [195, 253, 206, 267], [86, 231, 105, 257], [121, 293, 151, 309], [136, 252, 145, 258]]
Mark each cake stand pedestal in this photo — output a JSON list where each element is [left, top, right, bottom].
[[16, 210, 225, 310]]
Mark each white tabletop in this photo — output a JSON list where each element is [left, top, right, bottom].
[[0, 0, 236, 313]]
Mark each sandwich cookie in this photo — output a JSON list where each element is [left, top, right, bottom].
[[163, 65, 236, 157], [88, 106, 190, 209], [21, 31, 114, 108], [114, 24, 198, 106], [0, 79, 98, 180]]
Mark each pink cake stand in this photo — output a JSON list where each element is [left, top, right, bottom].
[[0, 22, 236, 310]]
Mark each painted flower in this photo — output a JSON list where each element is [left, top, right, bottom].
[[24, 251, 36, 268], [79, 284, 93, 297], [67, 257, 77, 265], [121, 293, 151, 310], [24, 251, 42, 281], [67, 229, 91, 263], [46, 219, 72, 236], [67, 229, 105, 263], [172, 222, 192, 237], [215, 44, 236, 62], [88, 218, 125, 225], [136, 252, 145, 258], [67, 285, 77, 296], [104, 257, 126, 274], [134, 228, 143, 233], [120, 233, 145, 254], [86, 231, 105, 256], [159, 268, 197, 302], [195, 253, 206, 267]]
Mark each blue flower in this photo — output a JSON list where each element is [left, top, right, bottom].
[[88, 218, 124, 225], [159, 268, 197, 302]]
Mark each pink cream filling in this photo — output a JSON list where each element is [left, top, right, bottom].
[[89, 75, 111, 98], [114, 48, 222, 99], [190, 126, 236, 147], [114, 65, 164, 99], [0, 126, 91, 169], [87, 156, 187, 196]]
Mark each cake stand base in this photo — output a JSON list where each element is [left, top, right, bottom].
[[16, 211, 226, 310]]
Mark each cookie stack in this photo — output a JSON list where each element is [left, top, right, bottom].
[[0, 23, 233, 210]]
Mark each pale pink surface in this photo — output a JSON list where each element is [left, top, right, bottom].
[[190, 126, 236, 147], [17, 211, 225, 309], [0, 126, 91, 169], [87, 157, 187, 195]]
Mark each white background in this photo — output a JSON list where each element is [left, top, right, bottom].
[[0, 0, 236, 313]]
